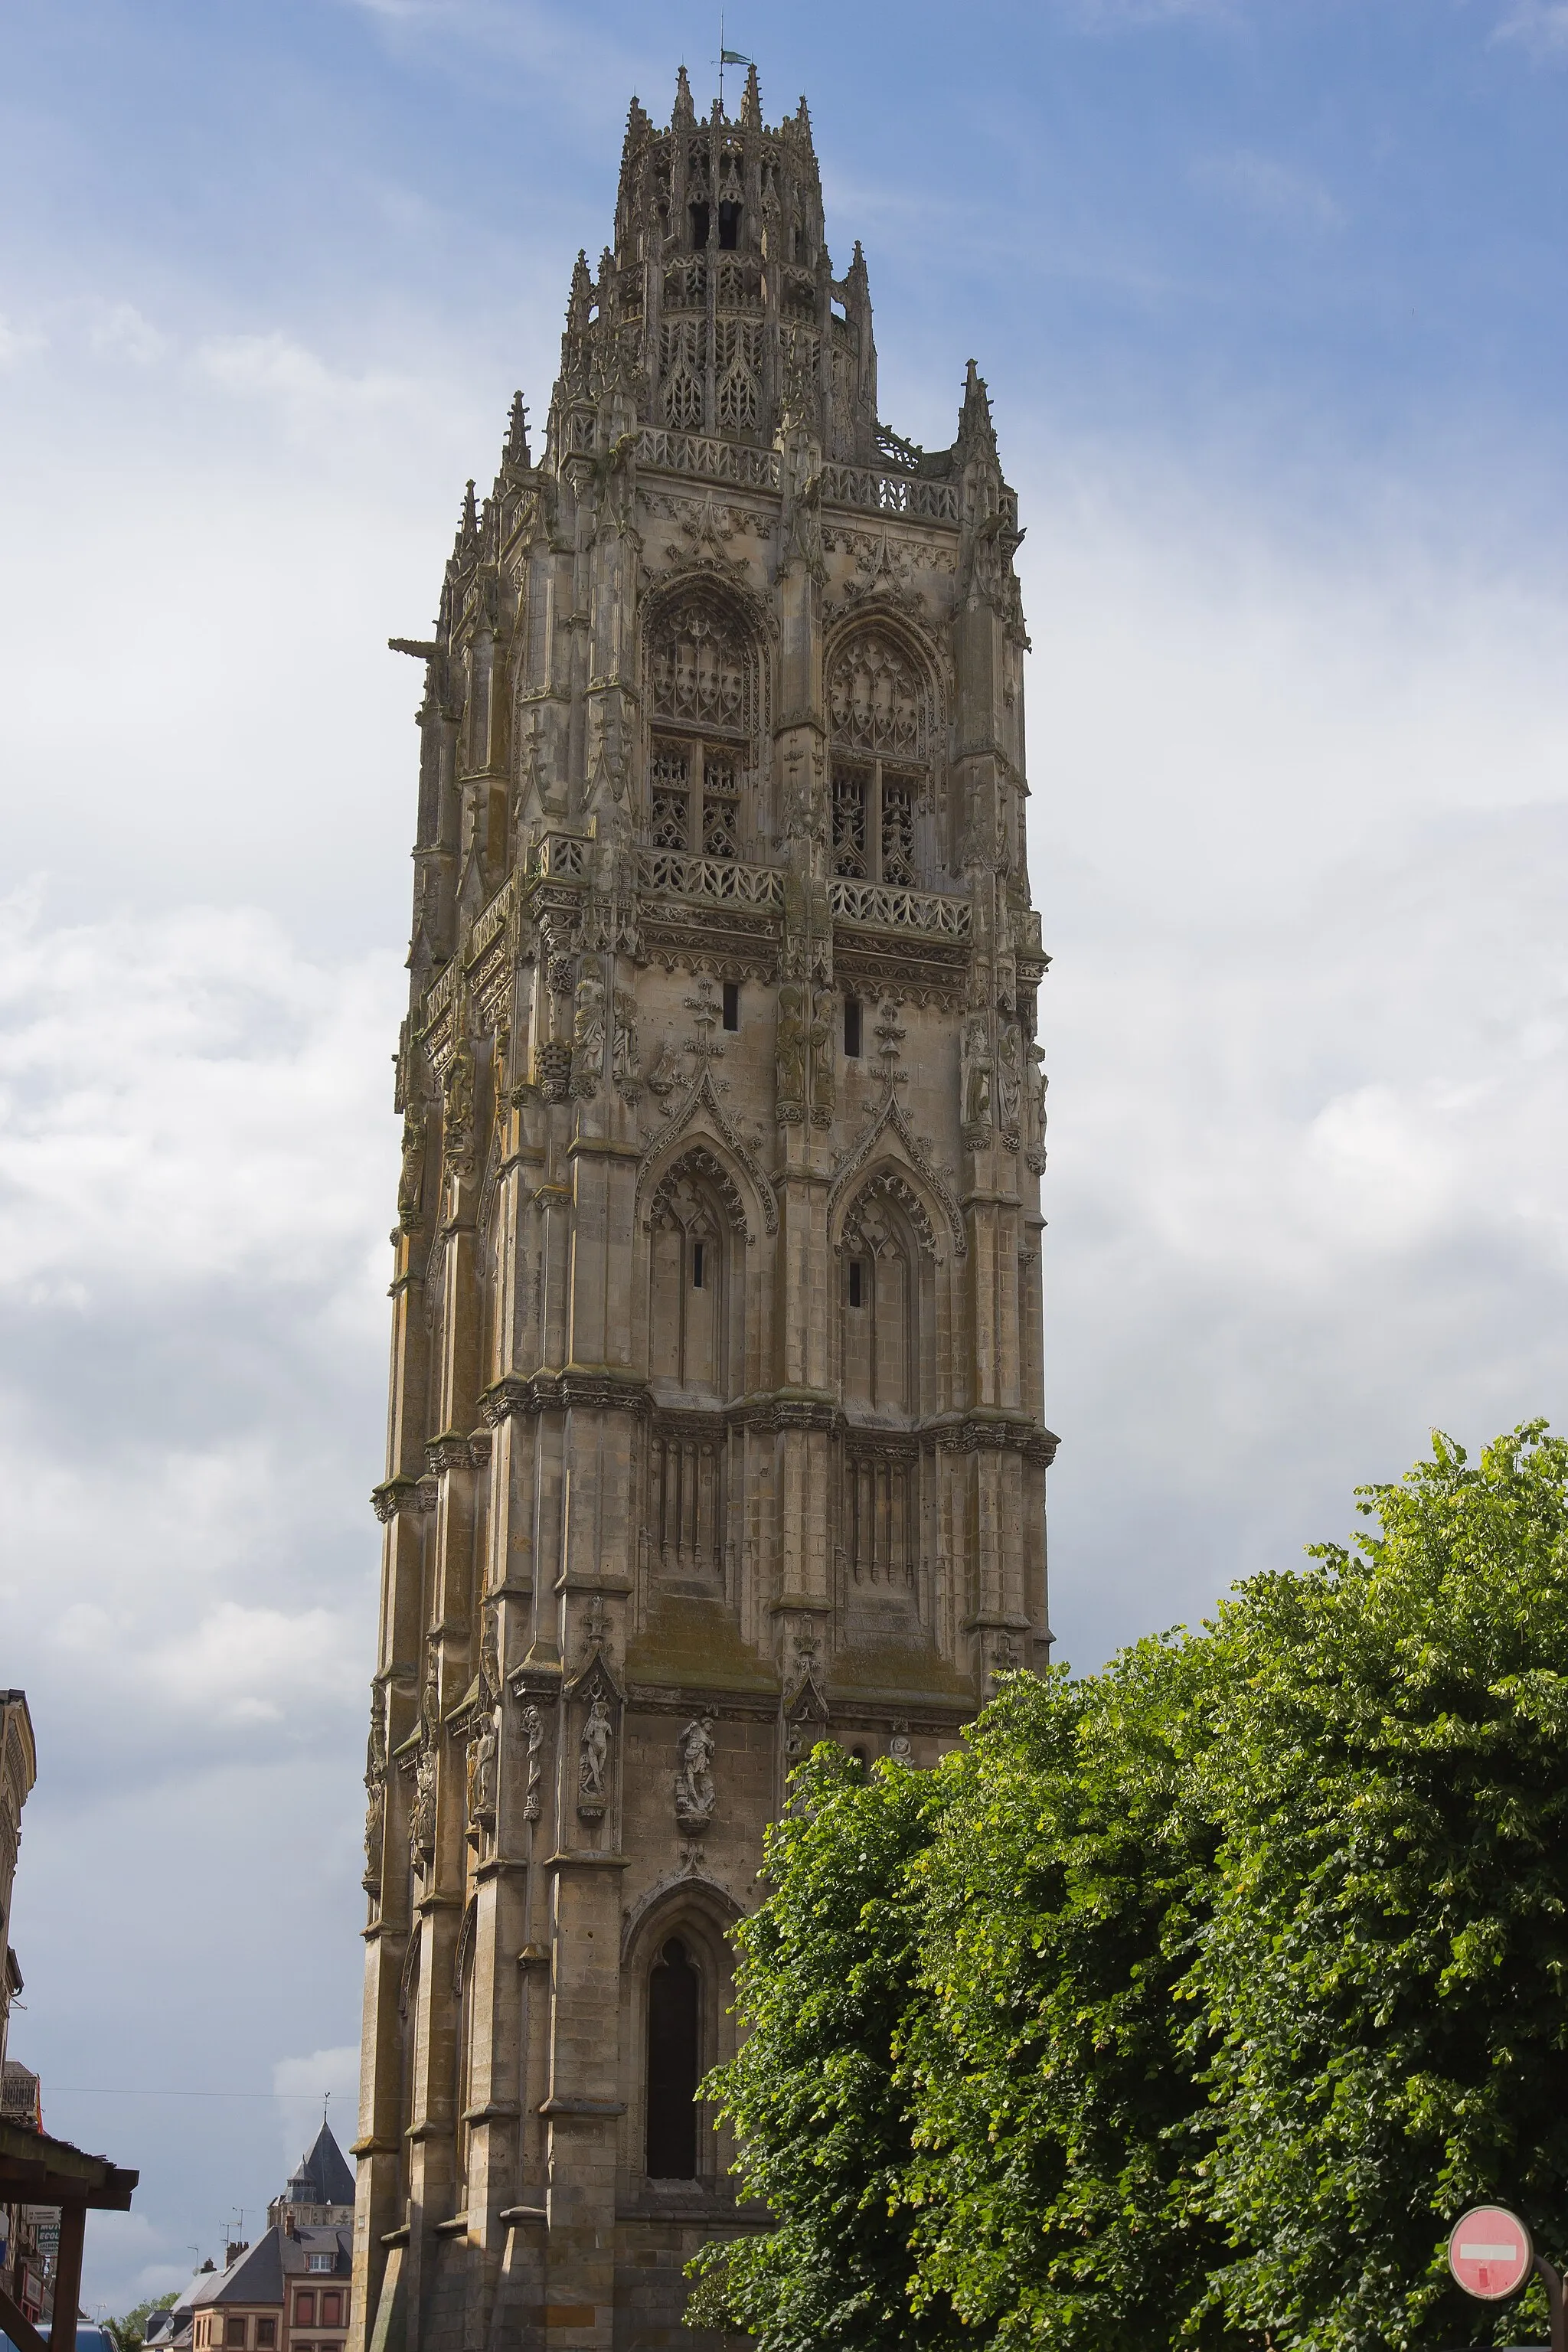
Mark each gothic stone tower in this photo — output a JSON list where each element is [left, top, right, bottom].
[[353, 64, 1054, 2352]]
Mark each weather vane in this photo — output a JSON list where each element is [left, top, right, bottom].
[[714, 15, 753, 113]]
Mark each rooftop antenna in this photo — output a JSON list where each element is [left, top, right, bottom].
[[715, 15, 753, 116], [322, 2090, 330, 2128]]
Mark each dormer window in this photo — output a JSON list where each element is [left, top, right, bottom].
[[307, 2255, 333, 2275]]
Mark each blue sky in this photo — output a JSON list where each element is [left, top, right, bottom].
[[4, 0, 1568, 2314]]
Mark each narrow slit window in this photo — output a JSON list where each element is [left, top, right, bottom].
[[844, 996, 862, 1057], [722, 981, 740, 1031], [691, 1240, 705, 1290], [646, 1936, 701, 2177], [848, 1259, 864, 1309]]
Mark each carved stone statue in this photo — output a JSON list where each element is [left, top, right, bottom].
[[410, 1745, 436, 1874], [1025, 1047, 1049, 1176], [397, 1108, 425, 1230], [996, 1021, 1023, 1145], [443, 1035, 475, 1169], [362, 1701, 387, 1893], [808, 986, 835, 1125], [521, 1704, 544, 1821], [578, 1692, 612, 1815], [570, 962, 607, 1098], [961, 1015, 994, 1145], [775, 982, 808, 1122], [674, 1716, 716, 1828], [468, 1705, 500, 1833], [612, 988, 641, 1094]]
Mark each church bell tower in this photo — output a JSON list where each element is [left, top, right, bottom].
[[352, 64, 1054, 2352]]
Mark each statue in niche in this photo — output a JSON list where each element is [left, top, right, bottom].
[[480, 1605, 501, 1707], [645, 1037, 683, 1105], [397, 1108, 425, 1230], [1025, 1047, 1049, 1177], [888, 1721, 913, 1766], [996, 1021, 1023, 1145], [443, 1035, 475, 1170], [674, 1716, 716, 1828], [775, 982, 808, 1122], [410, 1746, 436, 1874], [468, 1706, 500, 1835], [570, 962, 606, 1098], [362, 1700, 387, 1892], [579, 1693, 612, 1816], [961, 1015, 993, 1145], [521, 1704, 545, 1821], [808, 987, 835, 1125], [612, 988, 641, 1095]]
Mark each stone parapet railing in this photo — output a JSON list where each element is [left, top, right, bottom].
[[829, 877, 972, 937], [818, 462, 960, 523], [635, 428, 962, 524], [636, 848, 784, 907]]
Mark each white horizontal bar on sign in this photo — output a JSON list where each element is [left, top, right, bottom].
[[1459, 2244, 1523, 2260]]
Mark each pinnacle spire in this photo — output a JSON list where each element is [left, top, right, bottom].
[[460, 479, 478, 539], [672, 64, 694, 128], [503, 391, 530, 469], [740, 61, 762, 129]]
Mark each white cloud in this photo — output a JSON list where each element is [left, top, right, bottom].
[[1194, 148, 1346, 230], [271, 2047, 360, 2177], [1494, 2, 1568, 55], [0, 312, 47, 369], [88, 300, 168, 365], [197, 330, 427, 424]]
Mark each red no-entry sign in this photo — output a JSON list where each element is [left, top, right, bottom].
[[1449, 2206, 1534, 2301]]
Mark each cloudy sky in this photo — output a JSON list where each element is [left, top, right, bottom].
[[4, 0, 1568, 2312]]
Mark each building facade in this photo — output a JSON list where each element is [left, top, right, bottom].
[[162, 2127, 356, 2352], [352, 65, 1054, 2352]]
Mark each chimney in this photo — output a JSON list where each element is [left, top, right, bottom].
[[226, 2243, 247, 2269]]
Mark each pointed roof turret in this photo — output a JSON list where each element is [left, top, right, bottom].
[[740, 62, 761, 129], [567, 250, 593, 332], [956, 358, 998, 463], [289, 2119, 355, 2208], [672, 64, 695, 129]]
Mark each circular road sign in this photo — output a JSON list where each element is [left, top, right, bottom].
[[1449, 2207, 1534, 2301]]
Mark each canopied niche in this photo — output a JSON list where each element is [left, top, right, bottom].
[[838, 1170, 935, 1418], [825, 623, 936, 887], [642, 585, 764, 861]]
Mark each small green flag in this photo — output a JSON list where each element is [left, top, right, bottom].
[[721, 49, 752, 64]]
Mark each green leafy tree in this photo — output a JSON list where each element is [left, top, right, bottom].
[[105, 2293, 177, 2352], [900, 1642, 1230, 2352], [687, 1747, 956, 2352], [1192, 1421, 1568, 2350], [696, 1424, 1568, 2352]]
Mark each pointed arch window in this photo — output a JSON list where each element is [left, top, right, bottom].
[[827, 629, 933, 885], [644, 593, 760, 861], [646, 1936, 701, 2178]]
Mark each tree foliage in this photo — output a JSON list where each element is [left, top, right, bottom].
[[694, 1423, 1568, 2352], [104, 2294, 178, 2352]]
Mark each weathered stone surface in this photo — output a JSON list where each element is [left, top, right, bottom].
[[351, 65, 1055, 2352]]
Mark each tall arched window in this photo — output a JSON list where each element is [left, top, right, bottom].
[[644, 591, 761, 862], [645, 1149, 748, 1584], [826, 628, 933, 886], [838, 1172, 939, 1604], [645, 1937, 701, 2178]]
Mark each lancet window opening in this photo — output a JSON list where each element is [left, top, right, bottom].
[[645, 1936, 701, 2178], [644, 593, 761, 861], [827, 627, 934, 885]]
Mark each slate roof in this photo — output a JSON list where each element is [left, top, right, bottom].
[[188, 2226, 351, 2309], [286, 2122, 354, 2208]]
